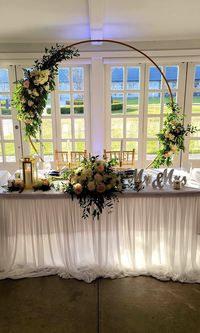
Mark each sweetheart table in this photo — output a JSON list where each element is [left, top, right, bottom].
[[1, 180, 200, 283]]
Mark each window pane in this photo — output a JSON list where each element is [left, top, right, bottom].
[[192, 92, 200, 113], [43, 142, 53, 161], [4, 142, 16, 162], [0, 69, 9, 92], [126, 141, 138, 160], [111, 67, 124, 90], [191, 117, 200, 137], [41, 119, 52, 139], [194, 65, 200, 88], [189, 140, 200, 159], [60, 94, 70, 114], [127, 67, 140, 90], [164, 92, 177, 113], [62, 141, 72, 151], [74, 119, 85, 139], [111, 93, 123, 114], [72, 67, 84, 91], [0, 95, 11, 115], [148, 93, 161, 114], [73, 94, 84, 114], [2, 119, 14, 140], [43, 95, 51, 115], [111, 118, 123, 138], [146, 141, 159, 159], [149, 67, 162, 89], [165, 66, 178, 89], [111, 141, 121, 150], [126, 118, 138, 138], [30, 142, 40, 156], [147, 118, 160, 138], [61, 119, 71, 139], [126, 93, 139, 114], [74, 142, 85, 151], [59, 68, 70, 91]]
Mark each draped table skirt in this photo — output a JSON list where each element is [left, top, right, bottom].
[[0, 190, 200, 283]]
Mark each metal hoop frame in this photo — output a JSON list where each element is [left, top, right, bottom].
[[66, 39, 174, 107], [29, 39, 175, 163]]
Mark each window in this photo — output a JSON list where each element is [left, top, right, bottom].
[[0, 67, 21, 170], [106, 62, 186, 168], [0, 56, 199, 173], [55, 66, 89, 154], [25, 64, 90, 168], [183, 63, 200, 167], [144, 65, 180, 164], [106, 65, 145, 164]]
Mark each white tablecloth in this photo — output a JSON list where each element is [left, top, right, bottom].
[[0, 170, 11, 186], [1, 187, 200, 283]]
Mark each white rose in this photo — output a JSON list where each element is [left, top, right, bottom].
[[168, 133, 175, 140], [94, 173, 103, 183], [87, 181, 95, 191], [28, 100, 34, 107], [171, 145, 177, 153]]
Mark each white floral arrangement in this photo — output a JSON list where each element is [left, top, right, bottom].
[[12, 44, 79, 139], [64, 156, 124, 219], [151, 103, 198, 168]]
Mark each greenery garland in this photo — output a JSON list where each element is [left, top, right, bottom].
[[151, 103, 198, 168], [12, 43, 198, 168], [13, 44, 79, 138]]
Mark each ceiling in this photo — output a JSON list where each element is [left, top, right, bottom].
[[0, 0, 200, 48]]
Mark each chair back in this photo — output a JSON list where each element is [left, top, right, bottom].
[[103, 150, 121, 161], [103, 149, 135, 168], [55, 150, 87, 170], [121, 150, 135, 167]]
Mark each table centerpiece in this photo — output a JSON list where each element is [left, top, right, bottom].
[[62, 156, 124, 219]]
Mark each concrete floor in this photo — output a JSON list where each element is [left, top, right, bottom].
[[0, 276, 200, 333]]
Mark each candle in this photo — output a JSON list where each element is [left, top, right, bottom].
[[25, 169, 32, 187]]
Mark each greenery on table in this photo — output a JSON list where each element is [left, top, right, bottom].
[[63, 156, 124, 220], [151, 103, 198, 168], [12, 44, 79, 138]]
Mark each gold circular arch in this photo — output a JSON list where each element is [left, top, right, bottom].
[[65, 39, 174, 106]]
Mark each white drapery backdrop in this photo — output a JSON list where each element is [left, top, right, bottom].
[[1, 194, 200, 283]]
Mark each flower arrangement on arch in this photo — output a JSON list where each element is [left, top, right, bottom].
[[152, 103, 198, 168], [12, 44, 79, 139], [63, 156, 124, 219]]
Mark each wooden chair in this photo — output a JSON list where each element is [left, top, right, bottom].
[[55, 150, 87, 170], [103, 149, 135, 168], [121, 149, 135, 167], [103, 150, 121, 162]]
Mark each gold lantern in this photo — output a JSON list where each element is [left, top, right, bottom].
[[21, 157, 37, 189]]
